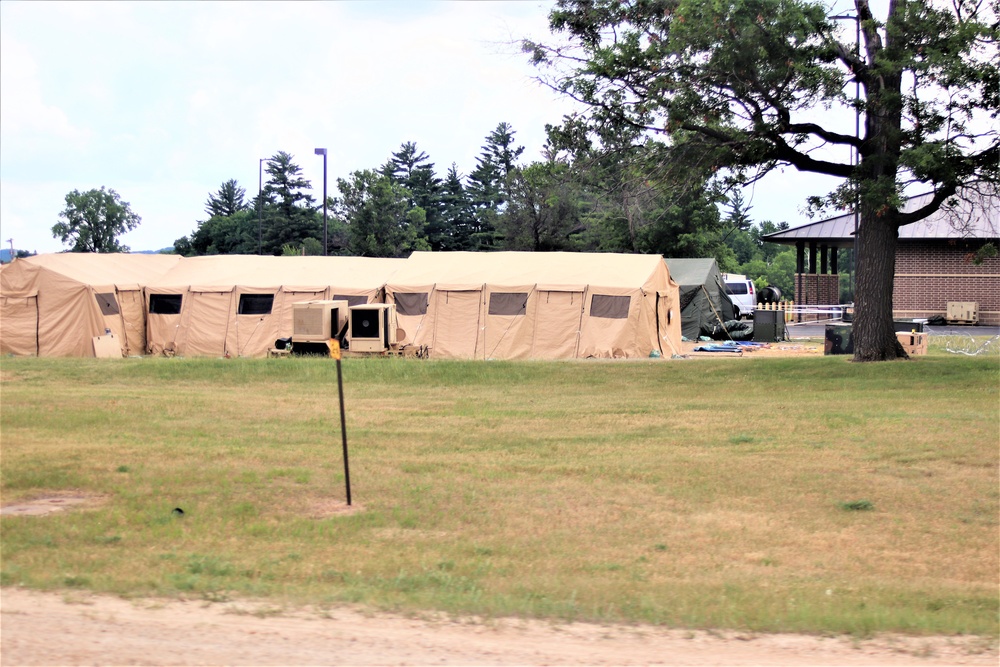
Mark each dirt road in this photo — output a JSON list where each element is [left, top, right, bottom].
[[1, 588, 995, 666]]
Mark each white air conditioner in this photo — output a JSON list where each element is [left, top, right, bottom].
[[348, 303, 399, 352], [292, 300, 349, 343]]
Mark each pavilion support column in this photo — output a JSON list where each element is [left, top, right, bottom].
[[821, 245, 829, 274], [795, 242, 805, 323]]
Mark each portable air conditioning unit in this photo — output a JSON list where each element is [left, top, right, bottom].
[[292, 300, 349, 343], [348, 303, 399, 352], [946, 301, 979, 324]]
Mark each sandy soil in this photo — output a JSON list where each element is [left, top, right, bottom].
[[1, 588, 996, 666]]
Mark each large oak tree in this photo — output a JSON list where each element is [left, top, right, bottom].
[[52, 187, 141, 253], [527, 0, 999, 361]]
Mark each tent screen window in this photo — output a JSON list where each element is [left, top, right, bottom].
[[95, 293, 120, 316], [489, 292, 527, 316], [591, 295, 630, 319], [395, 292, 428, 316], [238, 294, 274, 315], [333, 294, 369, 307], [149, 294, 182, 315]]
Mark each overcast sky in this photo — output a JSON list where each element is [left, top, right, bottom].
[[1, 0, 857, 256]]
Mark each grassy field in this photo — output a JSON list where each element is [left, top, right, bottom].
[[1, 347, 997, 637]]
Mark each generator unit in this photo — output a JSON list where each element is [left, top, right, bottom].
[[292, 300, 350, 343], [946, 301, 979, 324], [348, 303, 399, 352]]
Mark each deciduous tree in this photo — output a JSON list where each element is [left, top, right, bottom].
[[52, 187, 141, 253], [502, 159, 583, 251], [334, 170, 430, 258]]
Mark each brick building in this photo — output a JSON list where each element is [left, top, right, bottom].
[[763, 191, 999, 325]]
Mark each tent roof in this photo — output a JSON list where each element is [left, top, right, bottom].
[[6, 253, 182, 286], [144, 255, 406, 290], [389, 251, 671, 289], [663, 258, 721, 287]]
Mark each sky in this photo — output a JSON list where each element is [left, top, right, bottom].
[[1, 0, 859, 256]]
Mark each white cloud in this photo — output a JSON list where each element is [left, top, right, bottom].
[[0, 38, 92, 164]]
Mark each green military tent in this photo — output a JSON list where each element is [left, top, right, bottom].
[[663, 258, 737, 340]]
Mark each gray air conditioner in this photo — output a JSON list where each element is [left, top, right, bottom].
[[348, 303, 399, 352], [292, 300, 349, 343]]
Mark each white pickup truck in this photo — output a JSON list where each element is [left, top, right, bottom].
[[722, 273, 756, 319]]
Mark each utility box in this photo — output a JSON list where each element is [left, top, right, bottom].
[[946, 302, 979, 324], [896, 331, 928, 356], [753, 309, 786, 342]]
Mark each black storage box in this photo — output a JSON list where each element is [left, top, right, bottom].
[[753, 310, 786, 342], [893, 320, 924, 333]]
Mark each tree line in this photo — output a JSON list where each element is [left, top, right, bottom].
[[172, 122, 795, 294]]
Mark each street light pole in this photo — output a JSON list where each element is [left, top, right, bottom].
[[829, 12, 862, 299], [314, 148, 328, 256], [258, 158, 265, 255]]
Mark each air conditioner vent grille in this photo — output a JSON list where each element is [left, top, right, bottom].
[[294, 308, 325, 337]]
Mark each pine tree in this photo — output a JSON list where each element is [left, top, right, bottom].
[[439, 164, 478, 251], [467, 122, 525, 249], [261, 151, 321, 255], [384, 142, 441, 249], [204, 180, 249, 218]]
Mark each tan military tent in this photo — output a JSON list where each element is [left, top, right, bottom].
[[0, 253, 182, 357], [143, 255, 405, 358], [384, 251, 681, 360]]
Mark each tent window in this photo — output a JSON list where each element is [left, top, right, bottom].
[[238, 293, 274, 315], [149, 294, 182, 315], [489, 292, 527, 316], [95, 292, 120, 316], [590, 294, 630, 319], [395, 292, 428, 316], [333, 294, 369, 307]]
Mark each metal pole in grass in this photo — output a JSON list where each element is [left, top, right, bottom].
[[329, 339, 352, 505]]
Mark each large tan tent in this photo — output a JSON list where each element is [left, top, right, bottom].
[[384, 251, 682, 360], [0, 253, 182, 357], [143, 255, 405, 358]]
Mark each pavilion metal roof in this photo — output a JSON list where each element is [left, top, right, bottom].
[[762, 190, 999, 248]]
